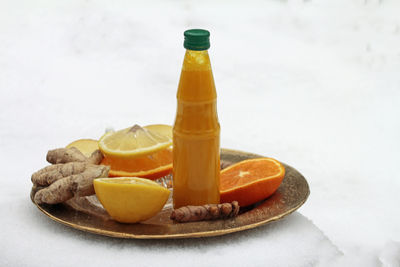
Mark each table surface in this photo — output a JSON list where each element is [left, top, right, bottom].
[[1, 1, 399, 266]]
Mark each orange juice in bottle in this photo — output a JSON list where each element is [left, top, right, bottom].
[[173, 29, 220, 208]]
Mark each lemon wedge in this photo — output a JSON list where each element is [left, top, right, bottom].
[[98, 124, 172, 159], [93, 177, 170, 223]]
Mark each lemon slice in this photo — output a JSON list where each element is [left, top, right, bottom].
[[99, 124, 172, 159], [66, 139, 99, 157], [143, 124, 172, 140], [93, 177, 170, 223]]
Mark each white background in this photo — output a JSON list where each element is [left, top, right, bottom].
[[1, 0, 399, 266]]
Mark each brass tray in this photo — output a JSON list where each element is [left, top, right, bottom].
[[34, 149, 309, 239]]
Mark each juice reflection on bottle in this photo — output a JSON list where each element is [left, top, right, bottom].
[[173, 29, 220, 209]]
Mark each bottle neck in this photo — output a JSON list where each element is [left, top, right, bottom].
[[182, 50, 211, 71], [177, 49, 216, 102]]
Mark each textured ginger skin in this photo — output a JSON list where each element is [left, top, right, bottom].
[[46, 148, 103, 165], [170, 201, 240, 222], [33, 165, 109, 204], [46, 147, 87, 164], [31, 148, 109, 205], [86, 150, 104, 165], [32, 162, 87, 186], [30, 184, 45, 202]]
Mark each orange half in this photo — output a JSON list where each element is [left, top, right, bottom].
[[220, 158, 285, 207]]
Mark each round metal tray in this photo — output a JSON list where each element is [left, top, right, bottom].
[[34, 149, 309, 239]]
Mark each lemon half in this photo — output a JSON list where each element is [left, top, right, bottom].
[[93, 177, 170, 223]]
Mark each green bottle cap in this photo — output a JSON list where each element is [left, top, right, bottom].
[[183, 29, 210, 51]]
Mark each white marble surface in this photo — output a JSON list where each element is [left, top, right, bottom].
[[1, 0, 399, 266]]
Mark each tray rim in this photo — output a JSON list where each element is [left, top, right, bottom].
[[34, 148, 310, 239]]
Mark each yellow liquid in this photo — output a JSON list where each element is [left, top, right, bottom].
[[173, 50, 220, 208]]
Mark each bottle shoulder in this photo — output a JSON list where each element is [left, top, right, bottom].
[[182, 50, 211, 71]]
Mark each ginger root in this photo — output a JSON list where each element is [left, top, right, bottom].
[[33, 164, 109, 204], [32, 162, 88, 186], [31, 147, 109, 205], [46, 147, 103, 165], [220, 160, 232, 170], [170, 201, 240, 223]]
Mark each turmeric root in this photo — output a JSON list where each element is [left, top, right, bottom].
[[170, 201, 240, 222], [31, 147, 109, 205]]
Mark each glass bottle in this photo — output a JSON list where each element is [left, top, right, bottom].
[[173, 29, 220, 208]]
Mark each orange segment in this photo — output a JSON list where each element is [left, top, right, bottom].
[[101, 148, 173, 180], [220, 158, 285, 207]]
